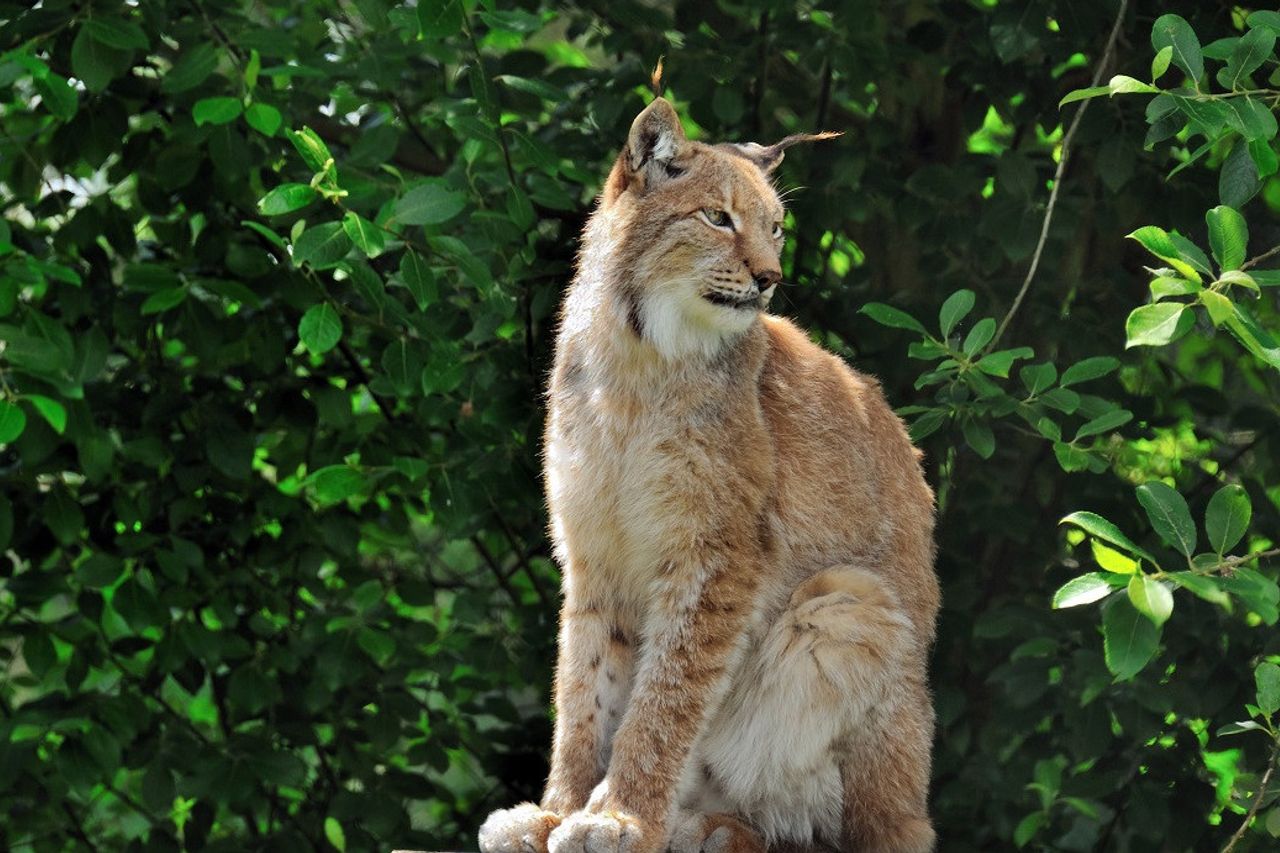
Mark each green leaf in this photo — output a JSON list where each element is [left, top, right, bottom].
[[140, 287, 187, 315], [24, 395, 66, 434], [1125, 303, 1193, 348], [298, 304, 343, 354], [1151, 45, 1173, 82], [399, 250, 437, 311], [71, 26, 132, 92], [1226, 27, 1276, 89], [1221, 140, 1261, 209], [962, 419, 994, 459], [495, 74, 568, 101], [1206, 484, 1251, 554], [1250, 11, 1280, 33], [381, 340, 426, 396], [962, 318, 996, 355], [245, 102, 283, 137], [1169, 572, 1230, 606], [1019, 362, 1057, 396], [1127, 575, 1173, 627], [1041, 387, 1080, 414], [286, 126, 334, 173], [258, 183, 317, 215], [394, 181, 467, 225], [76, 554, 123, 589], [975, 346, 1032, 377], [305, 465, 366, 505], [1206, 206, 1248, 271], [1136, 481, 1196, 557], [162, 43, 218, 93], [1257, 662, 1280, 716], [0, 400, 27, 444], [1013, 812, 1045, 849], [141, 765, 175, 814], [1224, 302, 1280, 369], [1059, 86, 1110, 108], [34, 73, 78, 121], [1250, 139, 1280, 178], [292, 222, 352, 269], [1151, 14, 1203, 83], [1150, 276, 1201, 300], [1051, 573, 1115, 609], [322, 815, 347, 852], [342, 211, 386, 258], [23, 632, 56, 679], [1201, 290, 1233, 327], [1169, 233, 1214, 276], [938, 289, 975, 337], [1060, 511, 1155, 563], [1126, 226, 1202, 282], [419, 0, 463, 39], [84, 18, 149, 50], [1059, 356, 1119, 387], [357, 627, 396, 664], [1102, 595, 1161, 680], [1073, 409, 1131, 441], [1225, 96, 1278, 141], [858, 303, 927, 335], [1092, 540, 1138, 574], [193, 96, 243, 126], [1108, 74, 1157, 95], [244, 48, 261, 89]]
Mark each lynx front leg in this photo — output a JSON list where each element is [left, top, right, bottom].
[[549, 543, 759, 853], [480, 598, 636, 853], [544, 602, 637, 812]]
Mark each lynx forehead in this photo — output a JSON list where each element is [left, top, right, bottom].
[[480, 94, 938, 853]]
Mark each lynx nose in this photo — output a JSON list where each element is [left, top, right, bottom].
[[753, 269, 781, 291]]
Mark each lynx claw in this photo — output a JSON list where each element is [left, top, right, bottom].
[[547, 810, 652, 853], [479, 803, 562, 853]]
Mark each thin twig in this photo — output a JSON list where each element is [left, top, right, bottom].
[[471, 535, 523, 608], [990, 0, 1130, 349], [1222, 743, 1279, 852], [1241, 242, 1280, 271]]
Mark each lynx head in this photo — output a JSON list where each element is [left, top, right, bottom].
[[599, 97, 837, 360]]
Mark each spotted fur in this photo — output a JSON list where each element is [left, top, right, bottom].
[[479, 97, 939, 853]]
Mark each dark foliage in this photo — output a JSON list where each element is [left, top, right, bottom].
[[1, 1, 1279, 851]]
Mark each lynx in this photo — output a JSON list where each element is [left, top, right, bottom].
[[479, 95, 940, 853]]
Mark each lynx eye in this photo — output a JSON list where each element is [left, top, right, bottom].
[[701, 208, 733, 230], [772, 222, 784, 239]]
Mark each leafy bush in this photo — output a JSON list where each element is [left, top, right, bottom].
[[1, 1, 1279, 851]]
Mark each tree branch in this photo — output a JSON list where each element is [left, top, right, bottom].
[[1222, 742, 1279, 852], [990, 0, 1129, 350]]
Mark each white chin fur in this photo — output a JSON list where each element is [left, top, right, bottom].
[[640, 283, 758, 361]]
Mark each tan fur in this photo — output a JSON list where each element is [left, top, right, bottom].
[[479, 98, 939, 853]]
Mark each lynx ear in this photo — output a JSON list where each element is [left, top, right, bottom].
[[625, 97, 687, 189], [728, 131, 842, 173]]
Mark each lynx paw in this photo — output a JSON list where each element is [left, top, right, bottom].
[[546, 811, 652, 853], [669, 813, 766, 853], [478, 803, 562, 853]]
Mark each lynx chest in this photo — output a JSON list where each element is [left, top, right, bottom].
[[545, 381, 701, 608]]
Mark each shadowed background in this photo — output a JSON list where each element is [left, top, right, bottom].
[[2, 0, 1279, 851]]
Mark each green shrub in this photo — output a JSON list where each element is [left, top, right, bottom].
[[2, 1, 1279, 850]]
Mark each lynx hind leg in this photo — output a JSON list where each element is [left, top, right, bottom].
[[839, 680, 936, 853], [700, 566, 921, 846], [478, 803, 562, 853], [668, 811, 766, 853]]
